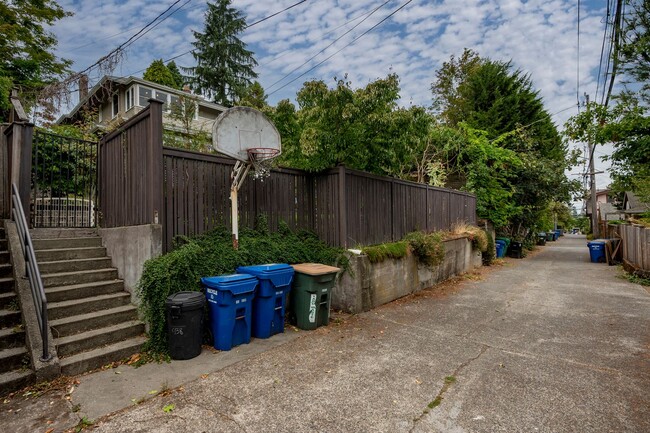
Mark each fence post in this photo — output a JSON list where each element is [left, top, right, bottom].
[[147, 99, 164, 226], [5, 122, 33, 224], [337, 165, 348, 248]]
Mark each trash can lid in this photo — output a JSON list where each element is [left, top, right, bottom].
[[237, 263, 292, 273], [201, 274, 257, 289], [166, 291, 205, 309], [291, 263, 340, 276]]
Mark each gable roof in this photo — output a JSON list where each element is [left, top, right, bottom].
[[623, 191, 650, 214], [56, 75, 227, 124]]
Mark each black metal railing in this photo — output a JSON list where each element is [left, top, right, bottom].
[[11, 183, 51, 362]]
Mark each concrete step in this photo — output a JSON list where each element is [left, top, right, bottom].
[[0, 326, 25, 350], [60, 336, 146, 376], [0, 370, 34, 397], [0, 277, 14, 294], [38, 257, 113, 274], [0, 346, 28, 374], [50, 305, 138, 338], [0, 263, 11, 278], [36, 246, 107, 262], [33, 237, 102, 250], [0, 309, 21, 328], [42, 268, 118, 288], [0, 292, 17, 310], [45, 280, 125, 303], [48, 292, 132, 320], [30, 228, 98, 239], [55, 320, 145, 358], [0, 251, 9, 265]]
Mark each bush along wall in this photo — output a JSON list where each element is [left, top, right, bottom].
[[137, 218, 347, 354]]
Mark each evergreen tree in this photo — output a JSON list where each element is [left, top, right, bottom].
[[240, 81, 268, 109], [0, 0, 71, 120], [166, 61, 184, 90], [184, 0, 258, 106], [143, 59, 177, 88]]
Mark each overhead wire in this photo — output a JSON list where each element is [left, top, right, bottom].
[[266, 0, 394, 92], [127, 0, 311, 76], [268, 0, 416, 96]]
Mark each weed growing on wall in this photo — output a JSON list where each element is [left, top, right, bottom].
[[137, 221, 347, 354], [404, 231, 446, 266], [362, 241, 409, 263], [482, 230, 495, 265]]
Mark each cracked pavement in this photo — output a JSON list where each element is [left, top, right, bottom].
[[4, 235, 649, 432]]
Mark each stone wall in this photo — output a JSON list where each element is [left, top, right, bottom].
[[333, 237, 482, 313]]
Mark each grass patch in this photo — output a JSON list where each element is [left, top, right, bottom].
[[361, 241, 409, 263], [428, 396, 443, 409], [404, 231, 445, 267], [444, 376, 456, 384], [138, 218, 347, 355], [448, 222, 489, 252]]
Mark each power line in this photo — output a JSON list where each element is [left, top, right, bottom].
[[577, 0, 581, 111], [127, 0, 311, 76], [595, 0, 612, 104], [604, 0, 624, 108], [72, 0, 185, 79], [268, 0, 416, 97], [266, 0, 393, 92]]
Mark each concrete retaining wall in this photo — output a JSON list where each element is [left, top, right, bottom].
[[98, 224, 162, 304], [333, 237, 482, 313]]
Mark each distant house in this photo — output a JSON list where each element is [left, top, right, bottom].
[[56, 75, 227, 145], [622, 191, 650, 216]]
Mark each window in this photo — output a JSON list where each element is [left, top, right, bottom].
[[155, 90, 169, 111], [139, 86, 152, 106], [125, 86, 135, 111], [111, 94, 119, 118]]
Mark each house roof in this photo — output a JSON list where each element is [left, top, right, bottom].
[[623, 191, 650, 214], [56, 75, 228, 124]]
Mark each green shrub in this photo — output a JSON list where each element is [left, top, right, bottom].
[[404, 231, 445, 267], [137, 223, 347, 354], [482, 230, 495, 265], [362, 241, 409, 263]]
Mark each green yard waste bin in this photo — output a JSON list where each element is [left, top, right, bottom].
[[291, 263, 340, 331]]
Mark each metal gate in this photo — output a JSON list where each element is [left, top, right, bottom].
[[31, 130, 98, 228]]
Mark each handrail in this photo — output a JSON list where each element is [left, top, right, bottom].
[[11, 184, 51, 362]]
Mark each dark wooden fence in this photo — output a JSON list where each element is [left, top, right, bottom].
[[99, 100, 163, 228], [98, 103, 476, 252], [1, 122, 33, 221]]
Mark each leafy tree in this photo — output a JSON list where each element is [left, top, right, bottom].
[[431, 48, 481, 123], [619, 0, 650, 104], [239, 81, 268, 110], [0, 0, 72, 120], [166, 61, 184, 90], [143, 59, 177, 89], [184, 0, 258, 106]]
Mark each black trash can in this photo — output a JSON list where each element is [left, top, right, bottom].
[[508, 241, 523, 259], [166, 291, 205, 360]]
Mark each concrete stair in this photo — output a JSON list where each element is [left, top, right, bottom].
[[0, 225, 35, 395], [36, 232, 145, 376]]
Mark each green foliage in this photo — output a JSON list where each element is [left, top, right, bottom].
[[482, 230, 495, 266], [184, 0, 258, 106], [404, 231, 445, 267], [166, 61, 184, 90], [239, 81, 268, 110], [361, 241, 409, 263], [143, 59, 178, 89], [137, 223, 346, 354], [619, 0, 650, 104], [0, 0, 72, 119]]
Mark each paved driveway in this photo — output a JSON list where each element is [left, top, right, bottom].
[[82, 235, 650, 432]]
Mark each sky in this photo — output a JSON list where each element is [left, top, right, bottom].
[[50, 0, 614, 200]]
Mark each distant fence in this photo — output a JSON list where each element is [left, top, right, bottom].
[[98, 103, 477, 252]]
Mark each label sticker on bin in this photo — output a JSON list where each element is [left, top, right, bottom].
[[309, 294, 317, 323]]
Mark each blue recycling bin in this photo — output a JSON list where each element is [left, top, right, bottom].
[[236, 264, 294, 339], [201, 274, 257, 351], [554, 229, 562, 239], [587, 241, 606, 263], [495, 240, 506, 258]]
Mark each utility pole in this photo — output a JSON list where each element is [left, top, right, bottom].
[[585, 93, 599, 238]]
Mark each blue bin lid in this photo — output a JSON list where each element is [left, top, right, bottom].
[[201, 274, 257, 292], [236, 263, 293, 277]]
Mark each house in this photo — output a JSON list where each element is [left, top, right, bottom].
[[56, 75, 227, 146], [622, 191, 650, 216]]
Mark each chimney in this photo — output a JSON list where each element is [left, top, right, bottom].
[[79, 75, 89, 99]]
